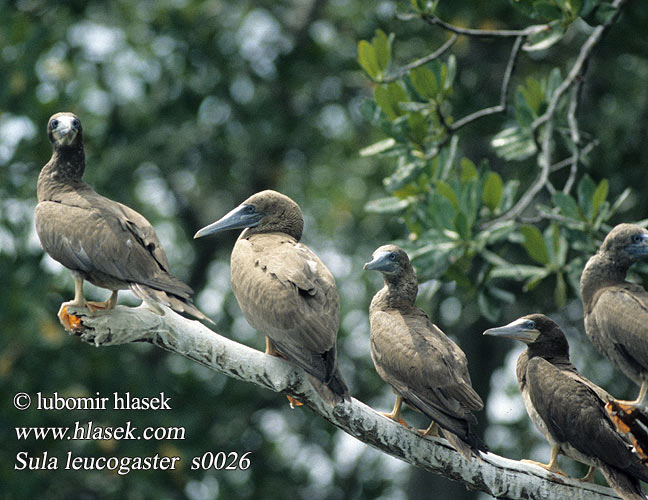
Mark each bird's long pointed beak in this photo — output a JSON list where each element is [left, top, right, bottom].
[[483, 319, 539, 343], [194, 204, 263, 239], [363, 251, 395, 272]]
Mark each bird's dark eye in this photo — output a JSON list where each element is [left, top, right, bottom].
[[525, 320, 536, 330], [51, 119, 59, 129], [632, 234, 643, 244], [389, 252, 397, 261], [72, 119, 80, 128], [243, 205, 255, 214]]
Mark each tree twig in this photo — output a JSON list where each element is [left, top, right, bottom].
[[449, 35, 523, 132], [421, 14, 549, 38], [67, 304, 623, 500], [563, 81, 583, 194], [484, 0, 628, 228], [379, 34, 458, 83]]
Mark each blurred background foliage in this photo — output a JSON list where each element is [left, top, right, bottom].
[[1, 0, 647, 498]]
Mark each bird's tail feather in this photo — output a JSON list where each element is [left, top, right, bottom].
[[441, 429, 487, 460], [305, 373, 349, 406], [599, 465, 646, 500], [130, 283, 214, 324]]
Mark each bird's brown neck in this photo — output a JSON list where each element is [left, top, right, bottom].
[[580, 252, 628, 309], [515, 340, 576, 387], [37, 147, 86, 202], [372, 269, 419, 310]]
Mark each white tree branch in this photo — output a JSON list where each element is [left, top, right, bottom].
[[67, 304, 621, 500]]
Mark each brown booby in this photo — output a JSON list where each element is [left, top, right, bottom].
[[35, 112, 211, 330], [485, 314, 648, 500], [363, 244, 486, 459], [581, 223, 648, 411], [194, 190, 349, 404]]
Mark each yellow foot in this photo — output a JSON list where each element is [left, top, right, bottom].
[[380, 412, 410, 428], [85, 301, 111, 312], [581, 466, 596, 483], [57, 305, 83, 332], [521, 459, 566, 476], [418, 422, 439, 438]]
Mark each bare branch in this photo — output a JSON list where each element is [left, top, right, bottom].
[[68, 304, 623, 500], [421, 14, 549, 38], [449, 36, 523, 132], [484, 0, 628, 227], [550, 139, 598, 173], [379, 34, 458, 83], [563, 81, 583, 194]]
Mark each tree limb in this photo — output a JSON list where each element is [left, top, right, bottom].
[[68, 304, 622, 500]]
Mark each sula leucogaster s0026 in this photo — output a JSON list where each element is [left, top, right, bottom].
[[194, 190, 349, 404], [35, 112, 212, 330], [485, 314, 648, 500], [581, 223, 648, 410], [364, 245, 486, 459]]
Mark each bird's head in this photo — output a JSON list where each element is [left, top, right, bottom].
[[194, 190, 304, 241], [48, 112, 82, 150], [483, 314, 569, 355], [600, 223, 648, 262], [363, 244, 411, 275]]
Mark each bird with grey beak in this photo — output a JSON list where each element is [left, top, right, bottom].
[[194, 190, 349, 405], [581, 223, 648, 413], [364, 244, 486, 459], [485, 314, 648, 500], [35, 112, 212, 330]]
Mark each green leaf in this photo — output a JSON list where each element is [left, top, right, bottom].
[[429, 192, 456, 229], [577, 174, 597, 220], [553, 191, 582, 220], [409, 66, 438, 100], [444, 55, 456, 91], [482, 172, 503, 212], [491, 127, 537, 161], [459, 158, 478, 182], [591, 178, 609, 220], [490, 264, 549, 281], [530, 2, 563, 21], [519, 77, 544, 115], [358, 40, 379, 79], [522, 23, 565, 51], [435, 180, 459, 209], [374, 83, 407, 120], [359, 138, 396, 156], [373, 30, 391, 73], [595, 3, 618, 24], [546, 68, 562, 99], [407, 111, 427, 145], [520, 224, 550, 265], [454, 211, 470, 239], [364, 196, 411, 214]]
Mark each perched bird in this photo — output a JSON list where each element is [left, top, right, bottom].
[[35, 112, 211, 330], [485, 314, 648, 500], [581, 223, 648, 411], [363, 244, 486, 459], [194, 190, 349, 404]]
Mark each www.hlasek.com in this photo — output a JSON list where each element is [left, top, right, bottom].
[[14, 391, 251, 475]]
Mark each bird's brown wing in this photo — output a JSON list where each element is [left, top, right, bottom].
[[526, 357, 640, 471], [35, 196, 192, 298], [370, 308, 482, 424], [589, 285, 648, 375], [230, 233, 339, 378]]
